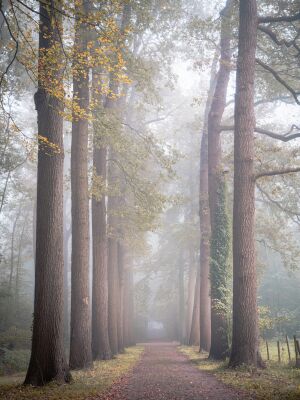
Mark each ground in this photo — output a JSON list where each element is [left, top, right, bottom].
[[2, 342, 300, 399], [94, 342, 252, 400], [180, 345, 300, 400], [0, 346, 144, 400]]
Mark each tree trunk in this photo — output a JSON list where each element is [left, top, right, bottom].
[[107, 2, 131, 357], [229, 0, 259, 368], [91, 69, 112, 360], [15, 214, 27, 320], [124, 265, 135, 347], [24, 1, 70, 385], [123, 263, 131, 347], [189, 267, 200, 346], [178, 255, 185, 344], [186, 254, 197, 342], [70, 0, 92, 370], [117, 243, 125, 353], [9, 207, 21, 292], [107, 210, 119, 355], [63, 220, 71, 348], [199, 54, 218, 354], [208, 0, 233, 360]]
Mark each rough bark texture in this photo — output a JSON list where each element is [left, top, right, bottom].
[[91, 69, 112, 361], [199, 55, 218, 354], [107, 192, 119, 356], [123, 266, 135, 346], [178, 256, 185, 344], [24, 1, 70, 385], [186, 255, 197, 342], [70, 0, 92, 370], [229, 0, 259, 367], [123, 262, 133, 347], [208, 0, 233, 360], [189, 267, 200, 346], [117, 243, 125, 352], [63, 206, 71, 347]]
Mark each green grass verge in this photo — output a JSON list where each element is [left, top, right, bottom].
[[0, 346, 144, 400], [179, 345, 300, 400]]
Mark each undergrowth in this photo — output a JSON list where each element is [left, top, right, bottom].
[[0, 345, 144, 400], [179, 345, 300, 400]]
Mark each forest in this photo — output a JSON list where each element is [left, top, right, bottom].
[[0, 0, 300, 399]]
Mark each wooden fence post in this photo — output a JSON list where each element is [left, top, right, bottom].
[[277, 340, 281, 363], [286, 335, 291, 361], [266, 340, 270, 361]]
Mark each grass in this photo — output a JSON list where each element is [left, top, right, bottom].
[[0, 346, 144, 400], [179, 344, 300, 400]]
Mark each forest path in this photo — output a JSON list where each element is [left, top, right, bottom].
[[95, 342, 253, 400]]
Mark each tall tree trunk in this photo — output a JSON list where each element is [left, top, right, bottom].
[[178, 255, 185, 344], [91, 69, 112, 360], [189, 267, 200, 345], [70, 0, 92, 370], [199, 54, 218, 354], [229, 0, 260, 368], [186, 253, 197, 342], [24, 1, 70, 385], [15, 214, 27, 320], [123, 263, 135, 347], [117, 243, 124, 353], [186, 152, 197, 342], [107, 190, 119, 355], [123, 261, 131, 348], [9, 207, 21, 292], [63, 219, 71, 347], [208, 0, 233, 360]]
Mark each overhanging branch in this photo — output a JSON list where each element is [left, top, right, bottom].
[[256, 58, 300, 105], [255, 167, 300, 180], [258, 12, 300, 24], [220, 124, 300, 141]]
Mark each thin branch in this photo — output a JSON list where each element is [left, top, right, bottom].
[[256, 182, 300, 217], [144, 102, 185, 125], [258, 12, 300, 24], [255, 167, 300, 180], [258, 25, 300, 54], [0, 8, 19, 87], [256, 58, 300, 105], [220, 124, 300, 141]]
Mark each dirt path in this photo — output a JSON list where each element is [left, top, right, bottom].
[[95, 342, 253, 400]]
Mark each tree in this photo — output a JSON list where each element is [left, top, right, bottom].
[[199, 55, 218, 353], [229, 0, 260, 368], [70, 0, 92, 370], [207, 0, 233, 360], [24, 0, 70, 385], [91, 70, 112, 360]]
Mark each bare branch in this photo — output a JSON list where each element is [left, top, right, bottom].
[[258, 25, 300, 54], [256, 182, 300, 217], [256, 58, 300, 105], [258, 12, 300, 24], [0, 8, 19, 87], [220, 124, 300, 141], [255, 167, 300, 181]]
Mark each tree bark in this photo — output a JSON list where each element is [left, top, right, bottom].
[[208, 0, 233, 360], [117, 243, 125, 353], [24, 1, 70, 385], [198, 53, 218, 354], [178, 255, 185, 344], [186, 253, 197, 342], [70, 0, 92, 370], [107, 190, 119, 355], [91, 69, 112, 360], [229, 0, 260, 368], [189, 267, 200, 346]]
